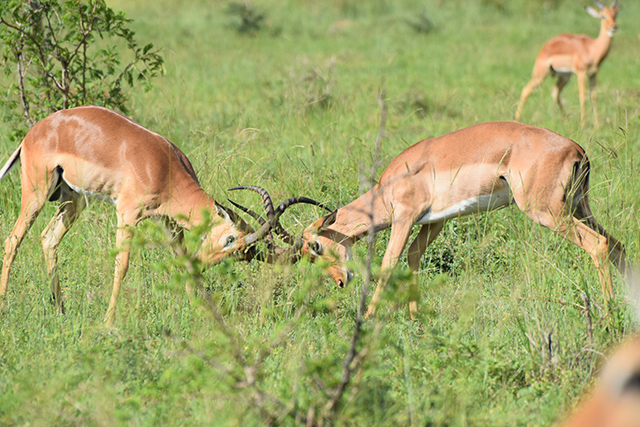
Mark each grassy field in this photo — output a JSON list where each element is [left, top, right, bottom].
[[1, 0, 640, 425]]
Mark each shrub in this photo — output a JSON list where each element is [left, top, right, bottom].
[[0, 0, 164, 139]]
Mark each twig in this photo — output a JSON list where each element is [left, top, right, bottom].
[[14, 48, 33, 127], [580, 293, 594, 346], [321, 91, 388, 425]]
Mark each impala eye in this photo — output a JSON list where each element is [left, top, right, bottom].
[[225, 235, 236, 247], [309, 241, 323, 256]]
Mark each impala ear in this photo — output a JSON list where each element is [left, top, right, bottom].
[[319, 210, 338, 232], [215, 201, 255, 235], [214, 201, 234, 223], [214, 201, 246, 227], [586, 6, 601, 18]]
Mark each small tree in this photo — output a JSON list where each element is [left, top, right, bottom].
[[0, 0, 164, 138]]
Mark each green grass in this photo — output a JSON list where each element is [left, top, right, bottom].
[[1, 0, 640, 425]]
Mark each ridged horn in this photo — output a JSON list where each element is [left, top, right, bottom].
[[228, 186, 276, 245], [227, 198, 267, 226], [228, 185, 276, 219], [271, 196, 334, 245]]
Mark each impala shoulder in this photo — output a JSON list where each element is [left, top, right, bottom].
[[168, 142, 201, 185]]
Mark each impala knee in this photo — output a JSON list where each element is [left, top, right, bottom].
[[4, 235, 19, 258], [592, 236, 610, 265], [41, 230, 59, 255]]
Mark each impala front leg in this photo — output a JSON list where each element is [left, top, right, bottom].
[[406, 222, 445, 318], [366, 219, 414, 319], [104, 213, 137, 327], [589, 74, 599, 129]]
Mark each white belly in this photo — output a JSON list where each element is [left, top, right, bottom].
[[63, 176, 117, 205], [416, 187, 512, 224]]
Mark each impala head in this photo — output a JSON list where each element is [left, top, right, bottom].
[[197, 201, 271, 264], [227, 186, 354, 286], [587, 1, 620, 37], [301, 211, 354, 288]]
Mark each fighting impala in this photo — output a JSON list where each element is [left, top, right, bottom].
[[0, 105, 271, 325], [273, 121, 627, 317], [515, 1, 620, 128]]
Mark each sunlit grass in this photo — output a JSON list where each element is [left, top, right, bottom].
[[0, 0, 639, 425]]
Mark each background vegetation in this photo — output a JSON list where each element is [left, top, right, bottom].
[[1, 0, 639, 425]]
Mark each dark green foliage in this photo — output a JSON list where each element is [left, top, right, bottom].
[[225, 1, 266, 35], [0, 0, 164, 139], [406, 10, 435, 34]]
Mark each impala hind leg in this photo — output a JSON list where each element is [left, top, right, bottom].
[[0, 182, 52, 302], [551, 73, 571, 118], [366, 219, 415, 319], [515, 62, 549, 122], [515, 78, 542, 122], [406, 221, 445, 318], [41, 189, 87, 313], [524, 207, 616, 303]]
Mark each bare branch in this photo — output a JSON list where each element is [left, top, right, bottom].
[[321, 92, 388, 423]]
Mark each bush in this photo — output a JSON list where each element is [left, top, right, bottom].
[[0, 0, 164, 139], [225, 1, 266, 36]]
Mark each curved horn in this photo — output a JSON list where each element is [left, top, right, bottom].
[[228, 186, 277, 245], [228, 185, 276, 220], [243, 219, 271, 246], [593, 0, 605, 9], [275, 196, 334, 216], [227, 198, 267, 226], [611, 0, 618, 8], [225, 203, 300, 264], [271, 196, 334, 245]]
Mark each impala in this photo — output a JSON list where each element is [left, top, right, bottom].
[[515, 1, 620, 128], [279, 121, 627, 317], [560, 334, 640, 427], [0, 105, 271, 325]]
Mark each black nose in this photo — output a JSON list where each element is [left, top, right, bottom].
[[338, 280, 345, 288]]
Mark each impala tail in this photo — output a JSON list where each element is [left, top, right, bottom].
[[0, 144, 22, 180]]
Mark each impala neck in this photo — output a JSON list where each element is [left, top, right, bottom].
[[594, 19, 614, 64], [165, 180, 217, 229], [327, 186, 391, 246]]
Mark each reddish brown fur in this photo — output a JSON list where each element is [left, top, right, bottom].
[[0, 106, 256, 325], [300, 121, 626, 317], [515, 3, 620, 128]]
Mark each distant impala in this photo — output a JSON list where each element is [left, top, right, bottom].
[[276, 121, 627, 317], [0, 106, 270, 325], [515, 1, 620, 128]]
